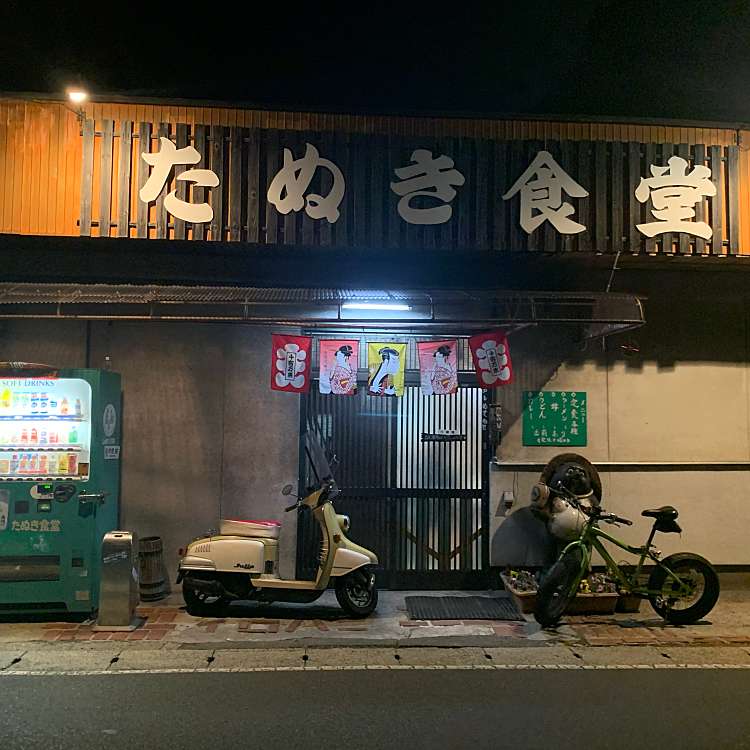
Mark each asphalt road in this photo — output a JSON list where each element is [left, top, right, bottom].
[[2, 670, 749, 750]]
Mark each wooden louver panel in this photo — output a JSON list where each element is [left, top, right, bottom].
[[77, 119, 742, 256]]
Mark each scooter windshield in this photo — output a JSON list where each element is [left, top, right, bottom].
[[304, 432, 335, 485]]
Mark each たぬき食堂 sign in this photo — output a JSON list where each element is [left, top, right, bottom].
[[80, 121, 741, 257], [522, 391, 587, 447]]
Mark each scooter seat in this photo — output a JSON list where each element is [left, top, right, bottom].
[[219, 519, 281, 539]]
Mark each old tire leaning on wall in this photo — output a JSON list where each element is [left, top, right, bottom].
[[539, 453, 603, 504], [139, 536, 171, 601]]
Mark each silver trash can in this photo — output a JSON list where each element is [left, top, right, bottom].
[[95, 531, 141, 631]]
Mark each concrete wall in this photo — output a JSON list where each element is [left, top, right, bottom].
[[490, 293, 750, 566], [2, 282, 749, 577], [218, 327, 300, 578], [0, 321, 300, 577]]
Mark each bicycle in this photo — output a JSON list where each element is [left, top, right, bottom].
[[532, 482, 720, 628]]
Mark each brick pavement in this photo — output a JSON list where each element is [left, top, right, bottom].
[[2, 588, 749, 649]]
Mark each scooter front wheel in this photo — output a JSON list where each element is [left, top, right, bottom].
[[335, 569, 378, 618]]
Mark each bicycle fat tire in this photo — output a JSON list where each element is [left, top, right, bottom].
[[648, 553, 720, 625], [534, 546, 584, 628]]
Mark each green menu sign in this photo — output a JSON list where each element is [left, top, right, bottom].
[[522, 391, 587, 447]]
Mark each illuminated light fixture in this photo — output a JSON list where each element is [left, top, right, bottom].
[[67, 89, 88, 105], [341, 302, 412, 311], [65, 87, 89, 124]]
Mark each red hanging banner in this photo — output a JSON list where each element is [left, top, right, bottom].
[[270, 334, 312, 393], [469, 330, 513, 388]]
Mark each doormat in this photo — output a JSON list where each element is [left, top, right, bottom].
[[405, 595, 523, 621]]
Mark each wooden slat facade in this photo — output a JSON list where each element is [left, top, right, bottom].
[[1, 96, 750, 256]]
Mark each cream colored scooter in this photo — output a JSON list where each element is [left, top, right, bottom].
[[177, 443, 379, 618]]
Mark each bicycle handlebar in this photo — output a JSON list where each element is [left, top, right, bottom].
[[600, 513, 633, 526]]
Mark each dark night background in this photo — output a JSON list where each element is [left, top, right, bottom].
[[3, 0, 750, 122]]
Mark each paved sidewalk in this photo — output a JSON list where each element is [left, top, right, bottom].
[[1, 586, 749, 665]]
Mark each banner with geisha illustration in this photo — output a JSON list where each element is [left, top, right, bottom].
[[367, 343, 406, 397], [271, 334, 312, 393], [319, 340, 359, 395], [417, 340, 459, 395], [469, 330, 513, 388]]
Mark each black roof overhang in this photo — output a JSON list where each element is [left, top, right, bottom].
[[0, 234, 645, 338]]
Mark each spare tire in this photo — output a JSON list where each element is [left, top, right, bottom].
[[539, 453, 602, 505]]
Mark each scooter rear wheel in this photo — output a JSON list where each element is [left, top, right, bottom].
[[183, 578, 229, 618], [335, 570, 378, 618]]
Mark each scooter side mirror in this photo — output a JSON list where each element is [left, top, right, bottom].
[[281, 484, 294, 496]]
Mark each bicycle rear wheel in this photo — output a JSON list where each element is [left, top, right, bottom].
[[648, 553, 720, 625], [534, 546, 584, 628]]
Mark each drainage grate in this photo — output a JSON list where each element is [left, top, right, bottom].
[[405, 595, 523, 621]]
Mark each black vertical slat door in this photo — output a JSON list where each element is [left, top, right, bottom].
[[298, 368, 489, 589]]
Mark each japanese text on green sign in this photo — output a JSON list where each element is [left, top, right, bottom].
[[522, 391, 587, 447]]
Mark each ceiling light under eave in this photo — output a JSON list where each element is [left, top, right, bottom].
[[341, 302, 412, 311]]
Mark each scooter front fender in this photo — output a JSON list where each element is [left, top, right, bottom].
[[330, 547, 374, 576]]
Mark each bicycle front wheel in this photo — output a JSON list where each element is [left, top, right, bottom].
[[534, 546, 584, 628]]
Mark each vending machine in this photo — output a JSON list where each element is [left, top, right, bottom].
[[0, 365, 122, 616]]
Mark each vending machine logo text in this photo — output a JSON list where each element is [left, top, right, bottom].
[[12, 519, 61, 532]]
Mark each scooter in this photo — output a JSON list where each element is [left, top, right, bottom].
[[177, 438, 379, 618]]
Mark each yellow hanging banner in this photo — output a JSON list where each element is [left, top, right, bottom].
[[367, 343, 406, 397]]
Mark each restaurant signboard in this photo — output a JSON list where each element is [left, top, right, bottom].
[[81, 120, 740, 256]]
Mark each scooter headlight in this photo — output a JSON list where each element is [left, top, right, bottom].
[[337, 514, 351, 533]]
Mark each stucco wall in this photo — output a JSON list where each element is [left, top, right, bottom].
[[490, 293, 750, 566], [0, 320, 300, 578], [3, 286, 749, 578]]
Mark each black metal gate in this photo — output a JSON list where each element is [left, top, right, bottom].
[[297, 379, 490, 589]]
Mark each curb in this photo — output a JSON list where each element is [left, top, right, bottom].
[[173, 635, 551, 650]]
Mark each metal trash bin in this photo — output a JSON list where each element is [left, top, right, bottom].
[[95, 531, 141, 631]]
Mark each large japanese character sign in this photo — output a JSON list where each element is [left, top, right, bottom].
[[139, 137, 219, 223], [390, 149, 465, 225], [267, 143, 345, 223], [635, 155, 716, 239], [503, 151, 588, 234], [271, 334, 312, 393], [469, 330, 513, 388]]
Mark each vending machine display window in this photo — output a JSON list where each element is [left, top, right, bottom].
[[0, 378, 92, 480]]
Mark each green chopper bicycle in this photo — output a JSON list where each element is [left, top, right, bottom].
[[532, 478, 720, 629]]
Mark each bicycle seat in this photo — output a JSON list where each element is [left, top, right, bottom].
[[641, 506, 679, 520]]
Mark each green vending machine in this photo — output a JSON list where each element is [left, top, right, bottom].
[[0, 365, 122, 616]]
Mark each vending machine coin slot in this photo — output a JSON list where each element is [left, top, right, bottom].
[[36, 501, 52, 513], [53, 484, 76, 503]]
